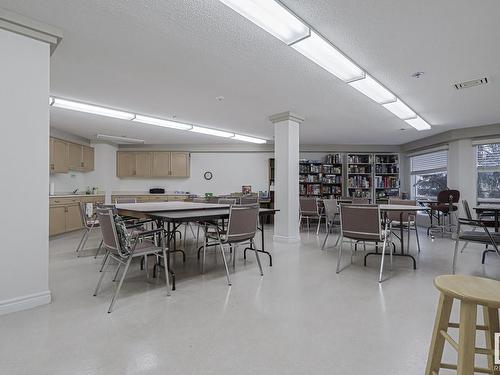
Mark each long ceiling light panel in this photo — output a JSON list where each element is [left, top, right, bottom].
[[49, 97, 268, 143], [218, 0, 431, 131]]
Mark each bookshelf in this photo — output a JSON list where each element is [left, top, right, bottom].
[[374, 153, 400, 201], [321, 153, 343, 199], [268, 158, 275, 207], [299, 159, 322, 197], [347, 153, 373, 199]]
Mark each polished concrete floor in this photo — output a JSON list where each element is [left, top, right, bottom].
[[1, 224, 500, 374]]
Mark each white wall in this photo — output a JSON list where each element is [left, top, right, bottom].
[[447, 139, 476, 216], [0, 29, 51, 314]]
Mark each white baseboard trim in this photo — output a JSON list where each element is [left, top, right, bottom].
[[0, 290, 51, 316], [273, 234, 301, 243]]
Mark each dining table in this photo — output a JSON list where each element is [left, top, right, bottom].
[[364, 204, 430, 270], [116, 202, 278, 290]]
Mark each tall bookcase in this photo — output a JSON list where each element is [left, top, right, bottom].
[[347, 153, 373, 199], [299, 159, 322, 197], [374, 153, 400, 200], [321, 153, 343, 199]]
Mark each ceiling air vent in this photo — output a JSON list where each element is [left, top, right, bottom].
[[454, 77, 488, 90]]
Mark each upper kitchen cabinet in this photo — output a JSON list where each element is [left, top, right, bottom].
[[116, 151, 190, 178], [49, 137, 94, 173]]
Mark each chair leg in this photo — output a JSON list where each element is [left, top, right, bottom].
[[202, 227, 207, 274], [334, 230, 341, 247], [99, 251, 109, 272], [94, 239, 103, 259], [217, 239, 231, 286], [415, 223, 421, 253], [424, 293, 454, 375], [316, 216, 321, 235], [75, 229, 87, 253], [196, 223, 200, 250], [457, 301, 477, 374], [378, 233, 389, 283], [321, 222, 330, 250], [483, 306, 500, 374], [407, 224, 411, 254], [452, 236, 460, 274], [232, 245, 236, 267], [336, 236, 344, 273], [93, 255, 110, 296], [252, 239, 263, 276], [108, 257, 132, 313], [112, 263, 122, 282], [144, 255, 149, 279]]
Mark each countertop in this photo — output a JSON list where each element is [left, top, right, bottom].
[[111, 191, 191, 196], [50, 193, 105, 198]]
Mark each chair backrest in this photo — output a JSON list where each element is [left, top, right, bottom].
[[79, 202, 95, 228], [115, 197, 137, 204], [96, 208, 122, 254], [218, 198, 237, 205], [323, 199, 339, 221], [299, 197, 318, 215], [340, 204, 382, 241], [226, 204, 259, 243], [387, 198, 416, 222], [462, 199, 473, 220], [352, 197, 369, 204], [240, 196, 258, 205], [437, 190, 460, 204]]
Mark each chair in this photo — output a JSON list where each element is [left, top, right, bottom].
[[387, 198, 421, 253], [240, 196, 258, 205], [352, 197, 369, 204], [336, 204, 393, 282], [321, 199, 340, 249], [93, 208, 171, 313], [425, 275, 500, 375], [452, 217, 500, 273], [114, 197, 137, 204], [75, 202, 100, 257], [201, 204, 263, 285], [299, 197, 325, 234], [429, 190, 460, 235]]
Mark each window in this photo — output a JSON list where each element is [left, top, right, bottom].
[[477, 143, 500, 200], [410, 150, 448, 199]]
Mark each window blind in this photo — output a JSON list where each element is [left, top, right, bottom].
[[477, 143, 500, 169], [410, 150, 448, 174]]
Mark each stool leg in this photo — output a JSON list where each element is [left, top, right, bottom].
[[483, 307, 500, 375], [457, 301, 477, 375], [425, 293, 454, 375]]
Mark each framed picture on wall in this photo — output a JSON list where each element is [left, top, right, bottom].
[[242, 185, 252, 195]]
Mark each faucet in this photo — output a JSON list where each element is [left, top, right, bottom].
[[72, 188, 78, 195]]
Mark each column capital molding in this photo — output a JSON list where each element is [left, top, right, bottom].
[[269, 111, 305, 124], [0, 7, 63, 55]]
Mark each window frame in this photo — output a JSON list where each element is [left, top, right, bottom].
[[409, 150, 448, 200], [476, 143, 500, 203]]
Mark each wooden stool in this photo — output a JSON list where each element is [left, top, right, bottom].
[[425, 275, 500, 375]]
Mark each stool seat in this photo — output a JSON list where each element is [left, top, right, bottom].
[[435, 274, 500, 309]]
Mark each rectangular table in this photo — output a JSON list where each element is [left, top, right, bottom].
[[364, 204, 430, 270], [116, 202, 278, 290], [474, 205, 500, 232]]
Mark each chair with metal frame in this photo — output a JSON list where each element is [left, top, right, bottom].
[[387, 198, 421, 254], [336, 204, 393, 283], [201, 204, 263, 285], [75, 202, 100, 257], [93, 208, 171, 313], [429, 190, 460, 236], [452, 217, 500, 274], [299, 197, 325, 235], [321, 199, 341, 249]]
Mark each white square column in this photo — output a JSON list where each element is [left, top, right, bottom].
[[269, 112, 304, 243]]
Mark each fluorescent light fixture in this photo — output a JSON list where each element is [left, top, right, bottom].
[[232, 134, 267, 144], [405, 116, 431, 131], [133, 115, 192, 130], [348, 75, 396, 104], [219, 0, 310, 45], [51, 98, 135, 120], [292, 31, 364, 82], [382, 99, 416, 120], [96, 134, 145, 144], [190, 126, 235, 138]]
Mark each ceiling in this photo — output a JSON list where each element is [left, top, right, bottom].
[[2, 0, 500, 145]]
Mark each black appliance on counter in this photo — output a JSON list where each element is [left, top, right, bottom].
[[149, 188, 165, 194]]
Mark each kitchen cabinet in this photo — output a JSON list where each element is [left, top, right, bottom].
[[49, 137, 94, 173], [116, 151, 190, 178], [49, 195, 104, 236], [50, 138, 69, 173], [170, 152, 190, 177], [152, 152, 171, 177]]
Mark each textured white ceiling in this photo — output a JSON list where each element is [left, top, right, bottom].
[[2, 0, 499, 145]]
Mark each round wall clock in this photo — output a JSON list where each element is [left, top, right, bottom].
[[204, 171, 213, 180]]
